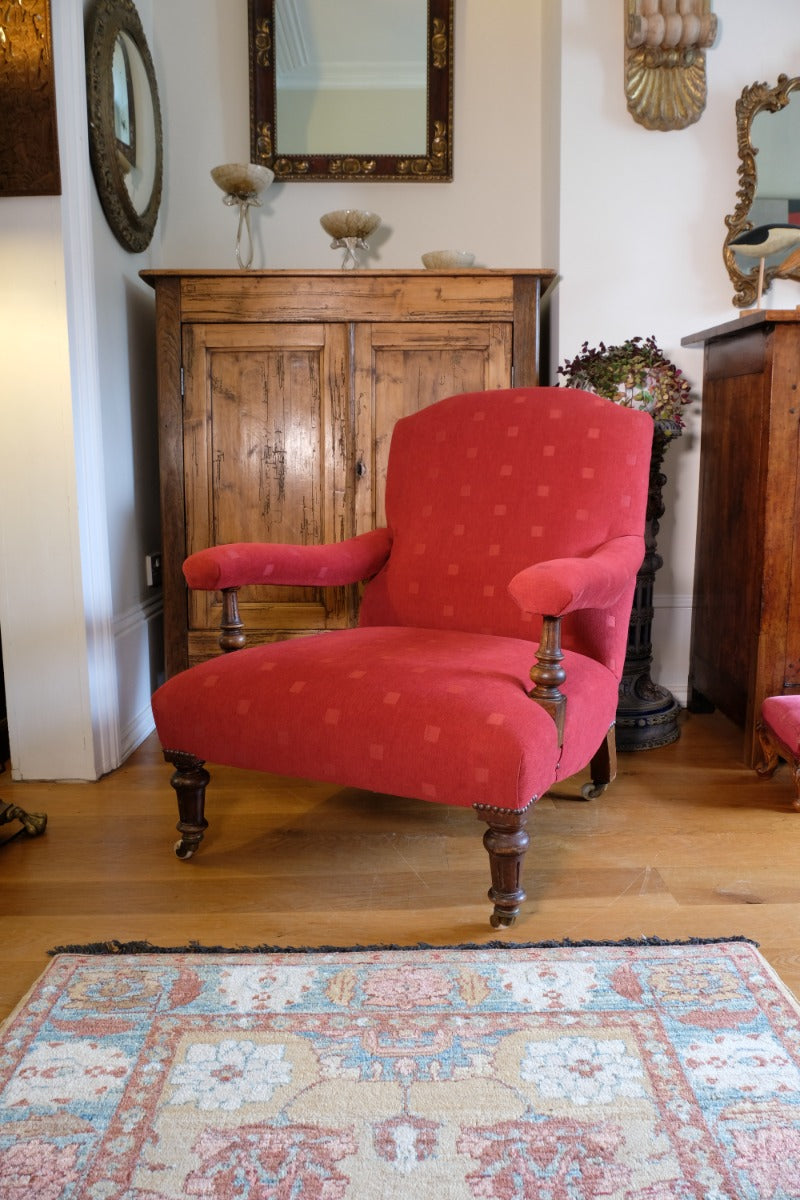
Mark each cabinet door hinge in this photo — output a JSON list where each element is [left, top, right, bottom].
[[180, 366, 185, 398]]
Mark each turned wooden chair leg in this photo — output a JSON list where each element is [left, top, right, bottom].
[[754, 720, 780, 780], [164, 751, 210, 859], [476, 805, 531, 928], [580, 725, 617, 800]]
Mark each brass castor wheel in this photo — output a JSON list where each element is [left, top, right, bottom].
[[174, 839, 197, 860], [490, 909, 517, 929], [580, 781, 609, 800]]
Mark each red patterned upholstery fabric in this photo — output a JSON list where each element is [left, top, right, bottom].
[[152, 388, 653, 815], [761, 696, 800, 754]]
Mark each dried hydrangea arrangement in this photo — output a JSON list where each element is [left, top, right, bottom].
[[558, 335, 693, 428]]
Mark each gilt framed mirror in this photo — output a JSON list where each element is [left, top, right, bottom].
[[86, 0, 163, 252], [248, 0, 454, 181], [724, 74, 800, 307]]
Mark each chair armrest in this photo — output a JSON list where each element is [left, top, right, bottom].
[[507, 534, 644, 616], [183, 528, 393, 591]]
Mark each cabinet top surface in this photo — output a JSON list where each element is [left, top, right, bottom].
[[682, 309, 800, 346], [141, 267, 557, 285]]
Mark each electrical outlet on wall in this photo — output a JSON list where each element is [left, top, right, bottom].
[[145, 553, 162, 588]]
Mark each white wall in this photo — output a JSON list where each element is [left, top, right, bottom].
[[155, 0, 800, 708], [0, 0, 163, 778], [0, 197, 97, 780], [2, 0, 798, 777], [155, 0, 545, 271], [85, 0, 165, 758], [557, 0, 800, 702]]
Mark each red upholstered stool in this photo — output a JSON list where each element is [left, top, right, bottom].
[[756, 696, 800, 809]]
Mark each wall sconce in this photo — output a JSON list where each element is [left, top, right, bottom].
[[625, 0, 718, 131]]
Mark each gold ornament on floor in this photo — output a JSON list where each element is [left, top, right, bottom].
[[0, 799, 47, 839]]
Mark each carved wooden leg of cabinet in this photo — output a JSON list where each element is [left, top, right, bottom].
[[581, 725, 617, 800], [477, 805, 530, 928], [790, 761, 800, 811], [754, 722, 800, 811], [164, 751, 210, 859], [754, 721, 779, 779]]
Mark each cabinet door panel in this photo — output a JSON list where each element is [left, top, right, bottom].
[[690, 370, 769, 725], [183, 323, 353, 654], [354, 322, 512, 531]]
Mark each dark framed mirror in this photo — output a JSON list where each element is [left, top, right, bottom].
[[248, 0, 453, 182], [724, 74, 800, 307], [86, 0, 163, 252]]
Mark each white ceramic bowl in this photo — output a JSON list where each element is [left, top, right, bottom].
[[320, 209, 381, 240], [422, 249, 475, 268]]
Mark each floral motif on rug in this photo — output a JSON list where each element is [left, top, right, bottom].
[[1, 941, 799, 1198]]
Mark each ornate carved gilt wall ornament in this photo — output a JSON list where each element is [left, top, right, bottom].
[[624, 0, 718, 132]]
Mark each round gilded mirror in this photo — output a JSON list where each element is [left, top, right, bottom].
[[724, 74, 800, 307], [86, 0, 163, 252]]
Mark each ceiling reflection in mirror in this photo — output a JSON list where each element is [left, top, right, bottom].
[[724, 74, 800, 307], [276, 0, 427, 156], [113, 33, 158, 217], [249, 0, 454, 181]]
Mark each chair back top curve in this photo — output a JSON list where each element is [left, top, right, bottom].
[[358, 387, 653, 672]]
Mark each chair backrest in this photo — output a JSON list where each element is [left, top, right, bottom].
[[358, 387, 653, 673]]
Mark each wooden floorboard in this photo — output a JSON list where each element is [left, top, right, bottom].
[[2, 708, 800, 1022]]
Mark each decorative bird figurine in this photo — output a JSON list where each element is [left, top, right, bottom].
[[730, 223, 800, 308]]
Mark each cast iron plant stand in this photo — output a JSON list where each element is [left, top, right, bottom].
[[615, 419, 681, 751]]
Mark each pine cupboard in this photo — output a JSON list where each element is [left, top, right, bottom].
[[683, 311, 800, 767], [141, 269, 556, 676]]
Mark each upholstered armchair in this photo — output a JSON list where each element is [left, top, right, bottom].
[[152, 387, 652, 926]]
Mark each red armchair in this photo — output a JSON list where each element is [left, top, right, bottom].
[[151, 387, 653, 926]]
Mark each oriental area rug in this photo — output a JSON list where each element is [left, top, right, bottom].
[[2, 940, 800, 1199]]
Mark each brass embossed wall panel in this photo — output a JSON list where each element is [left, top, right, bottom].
[[0, 0, 60, 196]]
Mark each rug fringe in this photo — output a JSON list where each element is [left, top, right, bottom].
[[48, 936, 759, 956]]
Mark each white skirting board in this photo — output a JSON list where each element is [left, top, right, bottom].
[[113, 595, 163, 764], [650, 593, 693, 707]]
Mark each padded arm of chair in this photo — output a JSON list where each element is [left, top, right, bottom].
[[183, 528, 393, 591], [507, 534, 644, 616]]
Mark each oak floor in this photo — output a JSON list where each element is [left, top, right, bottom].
[[1, 708, 799, 1023]]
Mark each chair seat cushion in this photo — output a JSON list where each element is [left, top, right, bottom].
[[761, 695, 800, 755], [152, 628, 619, 811]]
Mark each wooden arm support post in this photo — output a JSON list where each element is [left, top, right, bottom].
[[528, 614, 566, 744], [220, 587, 246, 653]]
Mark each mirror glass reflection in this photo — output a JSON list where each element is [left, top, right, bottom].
[[275, 0, 427, 156], [114, 33, 157, 216], [740, 99, 800, 269]]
